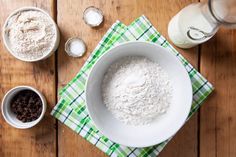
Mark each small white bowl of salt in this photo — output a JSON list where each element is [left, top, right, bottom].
[[83, 6, 104, 27], [65, 37, 87, 57], [2, 7, 60, 62]]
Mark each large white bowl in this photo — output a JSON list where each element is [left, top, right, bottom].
[[85, 41, 192, 147]]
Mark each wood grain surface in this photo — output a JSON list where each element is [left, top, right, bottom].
[[0, 0, 236, 157], [0, 0, 56, 157], [200, 28, 236, 157]]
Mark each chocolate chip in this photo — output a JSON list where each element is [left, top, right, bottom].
[[10, 90, 43, 123]]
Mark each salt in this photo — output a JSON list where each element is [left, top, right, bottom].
[[65, 38, 86, 57], [83, 7, 103, 27], [85, 10, 102, 25]]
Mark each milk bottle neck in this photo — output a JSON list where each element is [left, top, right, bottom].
[[201, 2, 220, 28]]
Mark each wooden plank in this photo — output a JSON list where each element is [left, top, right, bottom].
[[57, 0, 199, 156], [0, 0, 56, 157], [200, 28, 236, 157]]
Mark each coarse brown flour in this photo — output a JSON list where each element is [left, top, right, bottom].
[[5, 10, 56, 60], [102, 56, 173, 126]]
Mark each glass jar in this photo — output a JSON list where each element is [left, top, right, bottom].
[[168, 0, 236, 49]]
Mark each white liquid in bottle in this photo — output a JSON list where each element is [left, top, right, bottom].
[[168, 3, 218, 48]]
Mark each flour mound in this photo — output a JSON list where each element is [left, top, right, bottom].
[[5, 10, 56, 60], [102, 56, 172, 126]]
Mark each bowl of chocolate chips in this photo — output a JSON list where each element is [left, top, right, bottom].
[[1, 86, 46, 129]]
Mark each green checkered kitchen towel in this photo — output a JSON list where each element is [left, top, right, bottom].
[[51, 15, 213, 157]]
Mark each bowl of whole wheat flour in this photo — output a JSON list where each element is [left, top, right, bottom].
[[2, 7, 60, 62], [85, 41, 192, 147]]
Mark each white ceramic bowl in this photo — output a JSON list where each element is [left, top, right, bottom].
[[2, 7, 60, 62], [1, 86, 47, 129], [85, 41, 192, 147]]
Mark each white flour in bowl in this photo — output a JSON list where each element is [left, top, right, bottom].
[[4, 10, 56, 60], [102, 56, 173, 125]]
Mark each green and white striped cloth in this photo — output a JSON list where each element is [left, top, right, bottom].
[[51, 15, 213, 157]]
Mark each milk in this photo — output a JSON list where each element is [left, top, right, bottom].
[[168, 3, 218, 48]]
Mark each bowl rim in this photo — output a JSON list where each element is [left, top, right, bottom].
[[2, 6, 60, 62], [1, 85, 47, 129], [85, 41, 193, 147]]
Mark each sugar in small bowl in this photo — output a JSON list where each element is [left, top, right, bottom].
[[1, 86, 47, 129], [2, 7, 60, 62]]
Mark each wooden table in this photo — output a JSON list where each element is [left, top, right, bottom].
[[0, 0, 235, 157]]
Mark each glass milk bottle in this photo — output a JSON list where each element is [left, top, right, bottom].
[[168, 0, 236, 49]]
